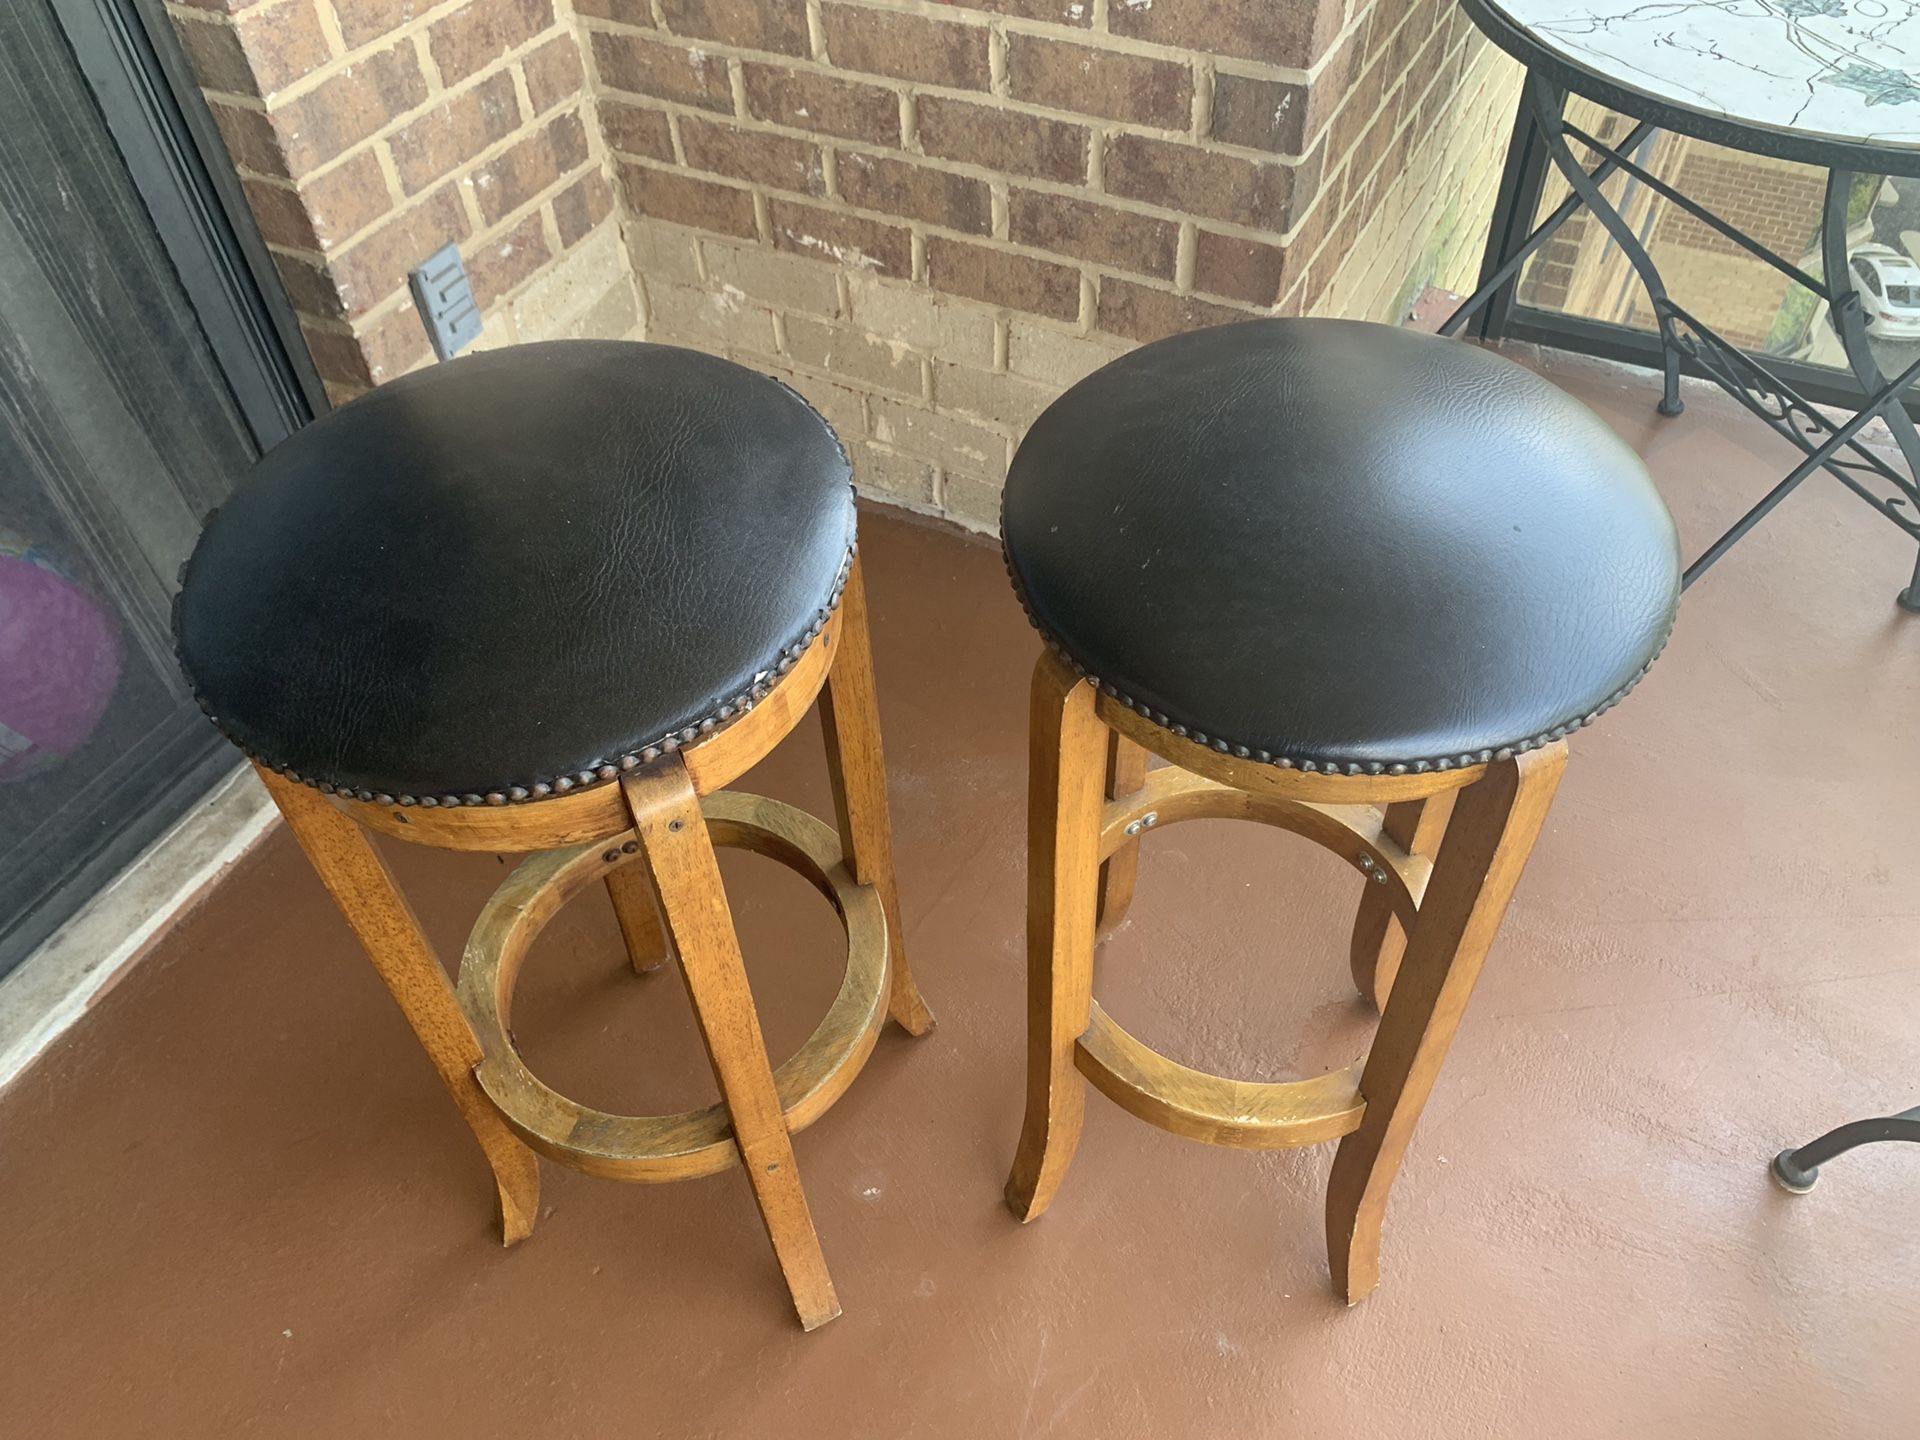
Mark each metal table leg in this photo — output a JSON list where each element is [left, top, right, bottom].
[[1771, 1104, 1920, 1193], [1819, 171, 1920, 611], [1447, 77, 1920, 597], [1521, 73, 1686, 415]]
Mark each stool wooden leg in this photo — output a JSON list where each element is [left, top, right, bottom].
[[1349, 791, 1456, 1009], [1097, 732, 1149, 937], [818, 557, 935, 1037], [257, 766, 541, 1245], [605, 866, 671, 974], [1326, 744, 1566, 1304], [1004, 651, 1108, 1223], [622, 763, 841, 1331]]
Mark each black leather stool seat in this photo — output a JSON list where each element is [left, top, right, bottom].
[[174, 341, 856, 805], [1002, 320, 1681, 775]]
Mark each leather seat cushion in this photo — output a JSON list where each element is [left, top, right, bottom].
[[1002, 319, 1681, 774], [174, 341, 855, 804]]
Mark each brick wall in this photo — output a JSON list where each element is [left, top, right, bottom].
[[172, 0, 1521, 529], [590, 0, 1521, 529], [168, 0, 642, 404]]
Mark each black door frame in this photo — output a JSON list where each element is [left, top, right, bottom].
[[0, 0, 316, 972], [51, 0, 323, 447]]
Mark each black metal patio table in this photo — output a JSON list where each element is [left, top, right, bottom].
[[1449, 0, 1920, 610]]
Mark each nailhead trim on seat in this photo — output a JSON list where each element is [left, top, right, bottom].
[[174, 525, 857, 809], [999, 516, 1673, 778]]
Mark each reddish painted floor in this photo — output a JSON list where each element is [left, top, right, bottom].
[[2, 349, 1916, 1438]]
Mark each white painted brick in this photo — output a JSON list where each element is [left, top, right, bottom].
[[939, 470, 1002, 533], [1007, 320, 1131, 387], [869, 396, 1008, 475], [784, 315, 924, 396], [644, 281, 776, 352], [704, 242, 842, 316], [846, 274, 996, 368], [625, 220, 705, 288], [852, 443, 936, 507], [932, 360, 1054, 431]]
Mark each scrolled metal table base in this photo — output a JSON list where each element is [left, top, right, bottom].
[[1447, 72, 1920, 608], [1771, 1105, 1920, 1194]]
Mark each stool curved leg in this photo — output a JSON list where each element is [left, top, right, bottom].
[[1097, 732, 1150, 937], [1005, 652, 1108, 1223], [818, 557, 935, 1037], [1349, 792, 1456, 1009], [605, 865, 672, 974], [257, 766, 541, 1245], [623, 763, 840, 1331], [1327, 745, 1566, 1304]]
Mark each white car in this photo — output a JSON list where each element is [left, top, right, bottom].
[[1845, 245, 1920, 338]]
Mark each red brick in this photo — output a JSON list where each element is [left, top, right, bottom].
[[658, 0, 809, 57], [1271, 29, 1355, 147], [918, 97, 1086, 183], [680, 116, 826, 196], [1191, 230, 1288, 305], [770, 200, 911, 276], [521, 32, 585, 113], [328, 185, 470, 315], [1110, 0, 1343, 70], [930, 0, 1088, 23], [742, 63, 901, 144], [244, 177, 319, 250], [552, 169, 614, 246], [470, 110, 590, 224], [1104, 133, 1294, 229], [596, 99, 675, 160], [838, 152, 989, 234], [469, 210, 551, 305], [300, 324, 372, 387], [273, 250, 344, 319], [299, 148, 394, 247], [1009, 191, 1177, 278], [271, 42, 427, 174], [184, 2, 332, 97], [1211, 71, 1311, 155], [428, 0, 554, 87], [618, 163, 759, 237], [172, 14, 258, 95], [1007, 34, 1191, 129], [821, 4, 990, 89], [928, 236, 1079, 321], [1097, 278, 1248, 344], [330, 0, 428, 51], [209, 101, 290, 178], [591, 32, 734, 111], [387, 70, 523, 195], [358, 303, 433, 380]]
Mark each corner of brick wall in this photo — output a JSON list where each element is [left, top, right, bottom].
[[167, 0, 643, 405], [169, 0, 1521, 534], [585, 0, 1524, 533]]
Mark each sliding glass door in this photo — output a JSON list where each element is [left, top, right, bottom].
[[0, 0, 314, 973]]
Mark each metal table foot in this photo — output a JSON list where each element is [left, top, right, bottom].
[[1771, 1105, 1920, 1194]]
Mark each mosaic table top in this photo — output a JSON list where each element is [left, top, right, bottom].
[[1475, 0, 1920, 154]]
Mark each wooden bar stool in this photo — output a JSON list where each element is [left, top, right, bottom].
[[173, 341, 933, 1331], [999, 320, 1681, 1302]]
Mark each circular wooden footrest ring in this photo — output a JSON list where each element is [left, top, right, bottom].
[[1098, 765, 1432, 928], [1076, 1002, 1366, 1150], [456, 790, 889, 1182]]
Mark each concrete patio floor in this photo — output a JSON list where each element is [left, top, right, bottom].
[[1, 347, 1915, 1437]]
